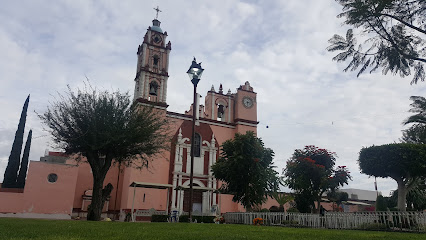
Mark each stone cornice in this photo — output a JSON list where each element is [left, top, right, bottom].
[[136, 98, 169, 109]]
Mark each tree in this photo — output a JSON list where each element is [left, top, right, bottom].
[[391, 178, 426, 211], [39, 86, 169, 221], [358, 143, 426, 211], [284, 145, 351, 213], [376, 194, 388, 211], [16, 129, 32, 188], [405, 179, 426, 211], [327, 0, 426, 84], [2, 95, 30, 188], [293, 191, 315, 213], [272, 192, 294, 212], [327, 190, 348, 211], [401, 124, 426, 144], [403, 96, 426, 125], [211, 131, 280, 210]]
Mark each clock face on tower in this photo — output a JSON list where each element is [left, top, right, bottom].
[[152, 34, 162, 44], [242, 97, 254, 108]]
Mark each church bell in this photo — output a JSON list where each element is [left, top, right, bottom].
[[149, 83, 158, 96], [218, 105, 224, 118]]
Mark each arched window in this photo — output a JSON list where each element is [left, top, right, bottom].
[[194, 133, 201, 157], [149, 81, 159, 96]]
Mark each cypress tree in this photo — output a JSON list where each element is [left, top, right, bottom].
[[16, 129, 32, 189], [2, 95, 29, 188]]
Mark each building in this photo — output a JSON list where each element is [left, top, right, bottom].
[[0, 17, 259, 220], [339, 188, 377, 212]]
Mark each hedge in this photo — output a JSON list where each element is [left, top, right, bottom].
[[178, 215, 215, 223], [151, 215, 169, 222]]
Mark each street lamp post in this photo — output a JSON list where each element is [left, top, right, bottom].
[[187, 57, 204, 223]]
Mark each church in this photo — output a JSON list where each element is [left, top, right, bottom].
[[0, 16, 269, 220]]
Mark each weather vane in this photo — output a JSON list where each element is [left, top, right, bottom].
[[153, 6, 162, 19]]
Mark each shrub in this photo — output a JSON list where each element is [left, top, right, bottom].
[[281, 220, 299, 226], [253, 218, 263, 225], [269, 206, 280, 212], [358, 223, 388, 231], [214, 216, 225, 224], [287, 207, 299, 213], [202, 216, 215, 223], [178, 215, 215, 223], [151, 215, 169, 222], [375, 195, 387, 211]]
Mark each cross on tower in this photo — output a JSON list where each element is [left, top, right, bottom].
[[153, 6, 162, 19]]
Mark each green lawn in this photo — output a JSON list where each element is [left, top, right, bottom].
[[0, 218, 423, 240]]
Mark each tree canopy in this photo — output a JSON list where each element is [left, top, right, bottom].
[[211, 131, 280, 210], [327, 0, 426, 84], [39, 85, 169, 220], [284, 145, 351, 213], [358, 143, 426, 211]]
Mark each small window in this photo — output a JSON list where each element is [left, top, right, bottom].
[[47, 173, 58, 183], [194, 133, 201, 157]]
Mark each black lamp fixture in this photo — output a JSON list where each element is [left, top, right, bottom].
[[187, 57, 204, 223], [187, 57, 204, 86]]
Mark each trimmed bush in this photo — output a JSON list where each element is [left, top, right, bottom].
[[178, 215, 215, 223], [151, 215, 169, 222], [281, 220, 299, 226], [287, 207, 299, 213], [358, 223, 388, 231], [269, 206, 280, 212]]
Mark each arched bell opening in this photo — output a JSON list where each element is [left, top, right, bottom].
[[149, 81, 159, 96], [153, 55, 160, 67], [217, 104, 225, 121]]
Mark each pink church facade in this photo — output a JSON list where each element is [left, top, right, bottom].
[[0, 18, 265, 220]]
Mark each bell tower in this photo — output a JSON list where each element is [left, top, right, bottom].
[[134, 7, 171, 108]]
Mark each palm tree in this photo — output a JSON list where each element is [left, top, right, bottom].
[[272, 192, 294, 212], [403, 96, 426, 125]]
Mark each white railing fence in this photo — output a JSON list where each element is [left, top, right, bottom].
[[224, 211, 426, 232]]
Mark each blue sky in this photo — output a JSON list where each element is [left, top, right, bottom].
[[1, 0, 425, 195]]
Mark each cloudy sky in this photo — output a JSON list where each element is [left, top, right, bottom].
[[0, 0, 424, 195]]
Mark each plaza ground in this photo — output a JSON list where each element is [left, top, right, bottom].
[[0, 218, 423, 240]]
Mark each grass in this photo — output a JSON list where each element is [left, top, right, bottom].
[[0, 218, 423, 240]]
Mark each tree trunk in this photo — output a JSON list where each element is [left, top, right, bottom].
[[314, 198, 321, 214], [101, 183, 113, 211], [396, 179, 407, 211], [87, 174, 106, 221]]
